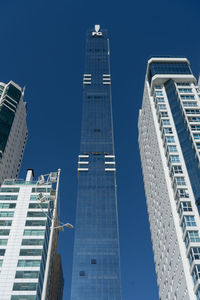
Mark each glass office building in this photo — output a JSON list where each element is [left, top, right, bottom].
[[70, 25, 122, 300], [139, 57, 200, 299], [0, 169, 63, 300], [0, 81, 28, 184]]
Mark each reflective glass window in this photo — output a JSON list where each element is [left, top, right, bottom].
[[15, 271, 39, 279], [0, 229, 10, 235], [17, 259, 41, 267], [24, 230, 45, 236], [19, 249, 42, 256], [0, 211, 14, 217], [0, 203, 16, 209], [27, 212, 46, 218], [13, 282, 37, 291], [25, 220, 46, 226], [0, 195, 17, 201], [0, 239, 7, 246], [0, 188, 19, 193], [22, 239, 44, 246], [185, 231, 200, 248], [0, 220, 12, 226]]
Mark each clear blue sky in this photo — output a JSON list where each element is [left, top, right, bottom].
[[1, 0, 200, 299]]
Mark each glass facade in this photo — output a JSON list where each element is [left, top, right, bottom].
[[165, 79, 200, 206], [70, 26, 122, 300], [148, 61, 192, 84], [0, 82, 22, 154]]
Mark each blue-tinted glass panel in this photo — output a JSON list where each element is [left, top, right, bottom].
[[71, 27, 122, 300], [148, 61, 191, 84]]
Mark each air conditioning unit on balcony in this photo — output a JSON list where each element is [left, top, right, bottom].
[[38, 192, 46, 202], [49, 172, 57, 182], [38, 175, 45, 185]]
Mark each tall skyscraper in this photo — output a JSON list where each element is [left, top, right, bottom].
[[0, 169, 63, 300], [139, 57, 200, 299], [71, 25, 122, 299], [0, 81, 28, 183]]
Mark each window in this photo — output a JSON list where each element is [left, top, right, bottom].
[[166, 136, 175, 143], [0, 220, 12, 226], [164, 128, 173, 134], [185, 231, 200, 248], [188, 117, 200, 122], [178, 202, 192, 217], [178, 88, 192, 93], [0, 188, 19, 193], [0, 211, 14, 217], [20, 249, 42, 256], [31, 188, 50, 193], [79, 271, 85, 276], [0, 239, 7, 246], [0, 195, 17, 201], [158, 104, 166, 110], [183, 102, 198, 107], [0, 260, 3, 267], [0, 203, 16, 209], [27, 212, 46, 218], [185, 109, 200, 115], [17, 260, 41, 267], [155, 85, 162, 89], [193, 134, 200, 140], [191, 125, 200, 131], [0, 229, 10, 236], [189, 117, 200, 122], [160, 112, 168, 117], [181, 216, 196, 232], [188, 248, 200, 265], [94, 129, 101, 132], [157, 97, 165, 103], [155, 91, 163, 96], [181, 95, 195, 100], [175, 176, 186, 186], [0, 249, 5, 256], [170, 165, 183, 179], [22, 239, 44, 246], [176, 82, 190, 86], [196, 143, 200, 150], [168, 145, 177, 153], [91, 259, 96, 264], [162, 119, 170, 125], [172, 165, 183, 174], [15, 271, 39, 279], [25, 220, 46, 226], [24, 230, 45, 236], [13, 282, 37, 291], [170, 155, 180, 163], [28, 203, 48, 209], [176, 188, 189, 200], [192, 265, 200, 285]]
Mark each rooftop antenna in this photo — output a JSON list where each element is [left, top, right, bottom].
[[95, 24, 100, 32], [22, 86, 26, 97]]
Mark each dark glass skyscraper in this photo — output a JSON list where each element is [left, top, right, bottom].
[[70, 25, 122, 300]]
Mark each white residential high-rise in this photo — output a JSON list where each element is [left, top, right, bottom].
[[138, 57, 200, 300], [0, 80, 28, 184], [0, 169, 64, 300]]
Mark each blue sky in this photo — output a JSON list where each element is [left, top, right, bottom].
[[1, 0, 200, 299]]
